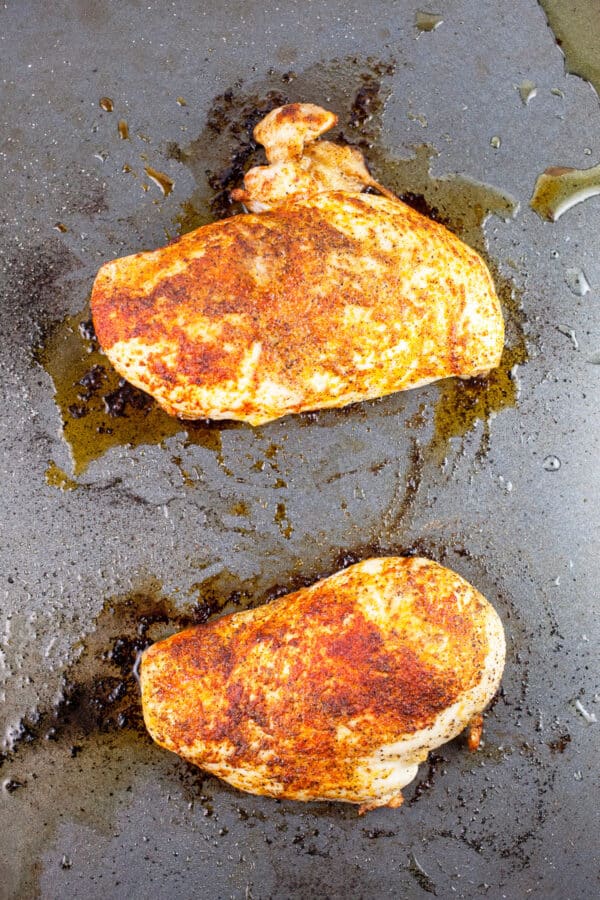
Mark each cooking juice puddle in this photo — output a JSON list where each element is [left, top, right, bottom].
[[538, 0, 600, 97], [38, 308, 233, 477], [365, 144, 525, 464]]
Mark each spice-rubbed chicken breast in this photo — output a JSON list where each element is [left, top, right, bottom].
[[141, 557, 505, 811], [91, 103, 504, 425]]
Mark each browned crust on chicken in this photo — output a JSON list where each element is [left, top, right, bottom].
[[140, 557, 505, 806], [91, 191, 503, 425]]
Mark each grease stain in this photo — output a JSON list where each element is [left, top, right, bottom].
[[530, 161, 600, 221], [539, 0, 600, 97], [144, 165, 174, 196], [45, 460, 79, 491], [37, 309, 228, 475], [365, 144, 525, 461], [0, 576, 253, 898]]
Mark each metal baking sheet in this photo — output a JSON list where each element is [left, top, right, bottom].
[[1, 1, 599, 897]]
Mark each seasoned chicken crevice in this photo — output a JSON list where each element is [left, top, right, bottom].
[[91, 103, 504, 424], [141, 557, 506, 811]]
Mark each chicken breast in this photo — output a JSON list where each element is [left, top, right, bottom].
[[141, 557, 505, 811], [91, 103, 503, 425]]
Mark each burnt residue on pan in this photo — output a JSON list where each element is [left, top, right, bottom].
[[1, 582, 190, 764], [174, 87, 290, 227], [38, 57, 526, 479]]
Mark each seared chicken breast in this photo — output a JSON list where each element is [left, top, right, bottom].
[[141, 557, 505, 811], [91, 103, 504, 425]]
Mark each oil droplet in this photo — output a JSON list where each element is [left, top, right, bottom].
[[564, 267, 590, 295], [517, 80, 537, 105], [538, 0, 600, 97], [45, 461, 78, 491], [144, 165, 174, 196], [415, 10, 443, 32], [176, 96, 187, 106], [53, 222, 68, 233], [556, 324, 578, 349], [274, 502, 293, 539], [118, 119, 129, 140], [490, 135, 501, 149], [543, 455, 561, 471], [530, 161, 600, 221], [99, 97, 114, 112]]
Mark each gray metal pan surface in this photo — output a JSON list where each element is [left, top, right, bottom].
[[1, 1, 599, 897]]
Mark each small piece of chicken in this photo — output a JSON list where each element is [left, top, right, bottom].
[[254, 102, 338, 163], [140, 557, 505, 811], [231, 102, 397, 211], [91, 103, 504, 425]]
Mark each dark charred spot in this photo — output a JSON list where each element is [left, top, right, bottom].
[[103, 379, 153, 417], [3, 778, 26, 793], [68, 403, 88, 419], [335, 551, 362, 570], [548, 733, 571, 753], [200, 88, 289, 219], [408, 752, 447, 804], [1, 586, 207, 761], [78, 319, 97, 342], [349, 82, 381, 128], [78, 363, 106, 394], [398, 191, 451, 228]]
